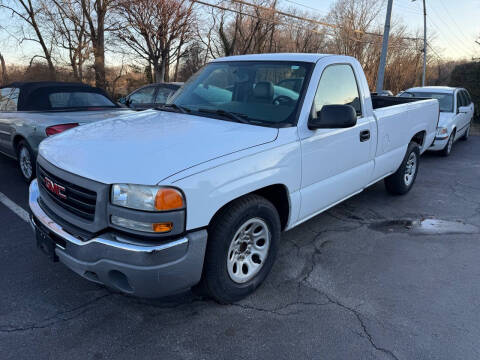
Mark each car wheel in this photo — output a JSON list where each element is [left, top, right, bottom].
[[17, 140, 36, 183], [441, 130, 455, 156], [384, 142, 420, 195], [461, 122, 471, 141], [197, 194, 281, 303]]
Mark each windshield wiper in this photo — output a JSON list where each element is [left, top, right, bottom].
[[197, 108, 250, 124], [156, 103, 189, 114]]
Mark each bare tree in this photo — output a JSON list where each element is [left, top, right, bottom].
[[0, 0, 56, 78], [43, 0, 91, 81], [80, 0, 118, 88], [116, 0, 195, 83]]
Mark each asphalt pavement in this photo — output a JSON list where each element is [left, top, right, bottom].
[[1, 137, 480, 360]]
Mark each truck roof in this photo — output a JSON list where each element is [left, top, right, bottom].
[[212, 53, 332, 63], [406, 86, 459, 94]]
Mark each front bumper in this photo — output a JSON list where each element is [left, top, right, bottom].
[[29, 179, 207, 298], [429, 137, 448, 151]]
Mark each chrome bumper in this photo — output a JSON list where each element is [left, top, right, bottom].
[[29, 179, 207, 297]]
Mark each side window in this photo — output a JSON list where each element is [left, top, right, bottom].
[[456, 92, 461, 110], [154, 87, 175, 104], [129, 86, 156, 104], [312, 64, 362, 118], [0, 88, 20, 111], [462, 90, 471, 105]]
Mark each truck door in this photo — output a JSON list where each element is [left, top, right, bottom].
[[298, 63, 375, 221]]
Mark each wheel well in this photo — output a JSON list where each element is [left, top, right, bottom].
[[12, 135, 25, 152], [411, 131, 426, 147], [209, 184, 290, 231], [252, 184, 290, 230]]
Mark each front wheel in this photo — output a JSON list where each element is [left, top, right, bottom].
[[17, 140, 36, 183], [441, 131, 455, 157], [197, 194, 281, 303], [385, 142, 420, 195]]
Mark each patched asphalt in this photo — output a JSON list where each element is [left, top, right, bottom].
[[1, 136, 480, 360]]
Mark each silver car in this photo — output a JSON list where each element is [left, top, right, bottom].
[[0, 82, 134, 182]]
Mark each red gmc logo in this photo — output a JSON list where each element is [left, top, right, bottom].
[[44, 177, 67, 199]]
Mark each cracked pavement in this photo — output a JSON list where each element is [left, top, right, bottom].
[[1, 136, 480, 359]]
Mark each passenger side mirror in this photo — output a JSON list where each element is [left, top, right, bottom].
[[308, 105, 357, 130], [118, 97, 126, 104], [458, 106, 469, 114]]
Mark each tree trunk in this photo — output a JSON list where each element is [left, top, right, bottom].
[[0, 52, 7, 85], [94, 5, 106, 89], [152, 59, 161, 83], [158, 59, 166, 83]]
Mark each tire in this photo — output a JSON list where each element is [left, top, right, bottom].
[[197, 194, 281, 303], [16, 140, 36, 183], [461, 122, 471, 141], [441, 130, 455, 157], [384, 142, 420, 195]]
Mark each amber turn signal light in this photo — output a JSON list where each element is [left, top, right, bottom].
[[152, 222, 173, 233], [154, 188, 184, 211]]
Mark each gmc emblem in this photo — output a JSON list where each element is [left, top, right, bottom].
[[44, 177, 67, 199]]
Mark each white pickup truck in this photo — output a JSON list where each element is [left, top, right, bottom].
[[29, 54, 439, 303]]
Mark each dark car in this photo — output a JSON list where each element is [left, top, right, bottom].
[[119, 82, 183, 110], [0, 81, 134, 182]]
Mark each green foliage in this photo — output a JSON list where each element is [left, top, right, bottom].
[[450, 62, 480, 122]]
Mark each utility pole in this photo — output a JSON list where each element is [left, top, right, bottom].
[[376, 0, 393, 93], [421, 0, 427, 86]]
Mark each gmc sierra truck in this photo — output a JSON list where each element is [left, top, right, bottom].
[[29, 54, 439, 303]]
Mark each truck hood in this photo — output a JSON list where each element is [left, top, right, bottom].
[[39, 110, 278, 184], [437, 112, 455, 128]]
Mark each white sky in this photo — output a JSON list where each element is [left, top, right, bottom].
[[0, 0, 479, 64], [284, 0, 480, 60]]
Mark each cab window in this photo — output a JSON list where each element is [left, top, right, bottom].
[[0, 88, 20, 111], [312, 64, 362, 119]]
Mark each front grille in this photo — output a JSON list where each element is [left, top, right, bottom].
[[38, 166, 97, 221]]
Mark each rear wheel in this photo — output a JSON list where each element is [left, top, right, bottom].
[[441, 130, 455, 156], [17, 140, 35, 183], [197, 194, 281, 303], [385, 142, 420, 195]]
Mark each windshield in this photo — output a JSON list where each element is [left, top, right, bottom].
[[166, 61, 313, 126], [48, 91, 117, 109], [400, 91, 453, 112]]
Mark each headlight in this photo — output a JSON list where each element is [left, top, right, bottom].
[[436, 127, 448, 138], [111, 184, 184, 212]]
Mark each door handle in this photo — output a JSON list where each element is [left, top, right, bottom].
[[360, 130, 370, 142]]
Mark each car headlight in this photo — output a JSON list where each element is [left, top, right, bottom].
[[111, 184, 184, 212], [436, 127, 448, 138]]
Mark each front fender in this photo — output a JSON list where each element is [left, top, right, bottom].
[[172, 139, 302, 231]]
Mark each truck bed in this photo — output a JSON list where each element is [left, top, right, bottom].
[[371, 95, 431, 109]]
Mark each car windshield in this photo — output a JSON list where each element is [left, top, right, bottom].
[[400, 91, 453, 112], [48, 91, 117, 109], [166, 61, 313, 126]]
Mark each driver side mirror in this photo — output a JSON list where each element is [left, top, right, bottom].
[[458, 106, 469, 114], [308, 105, 357, 130]]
